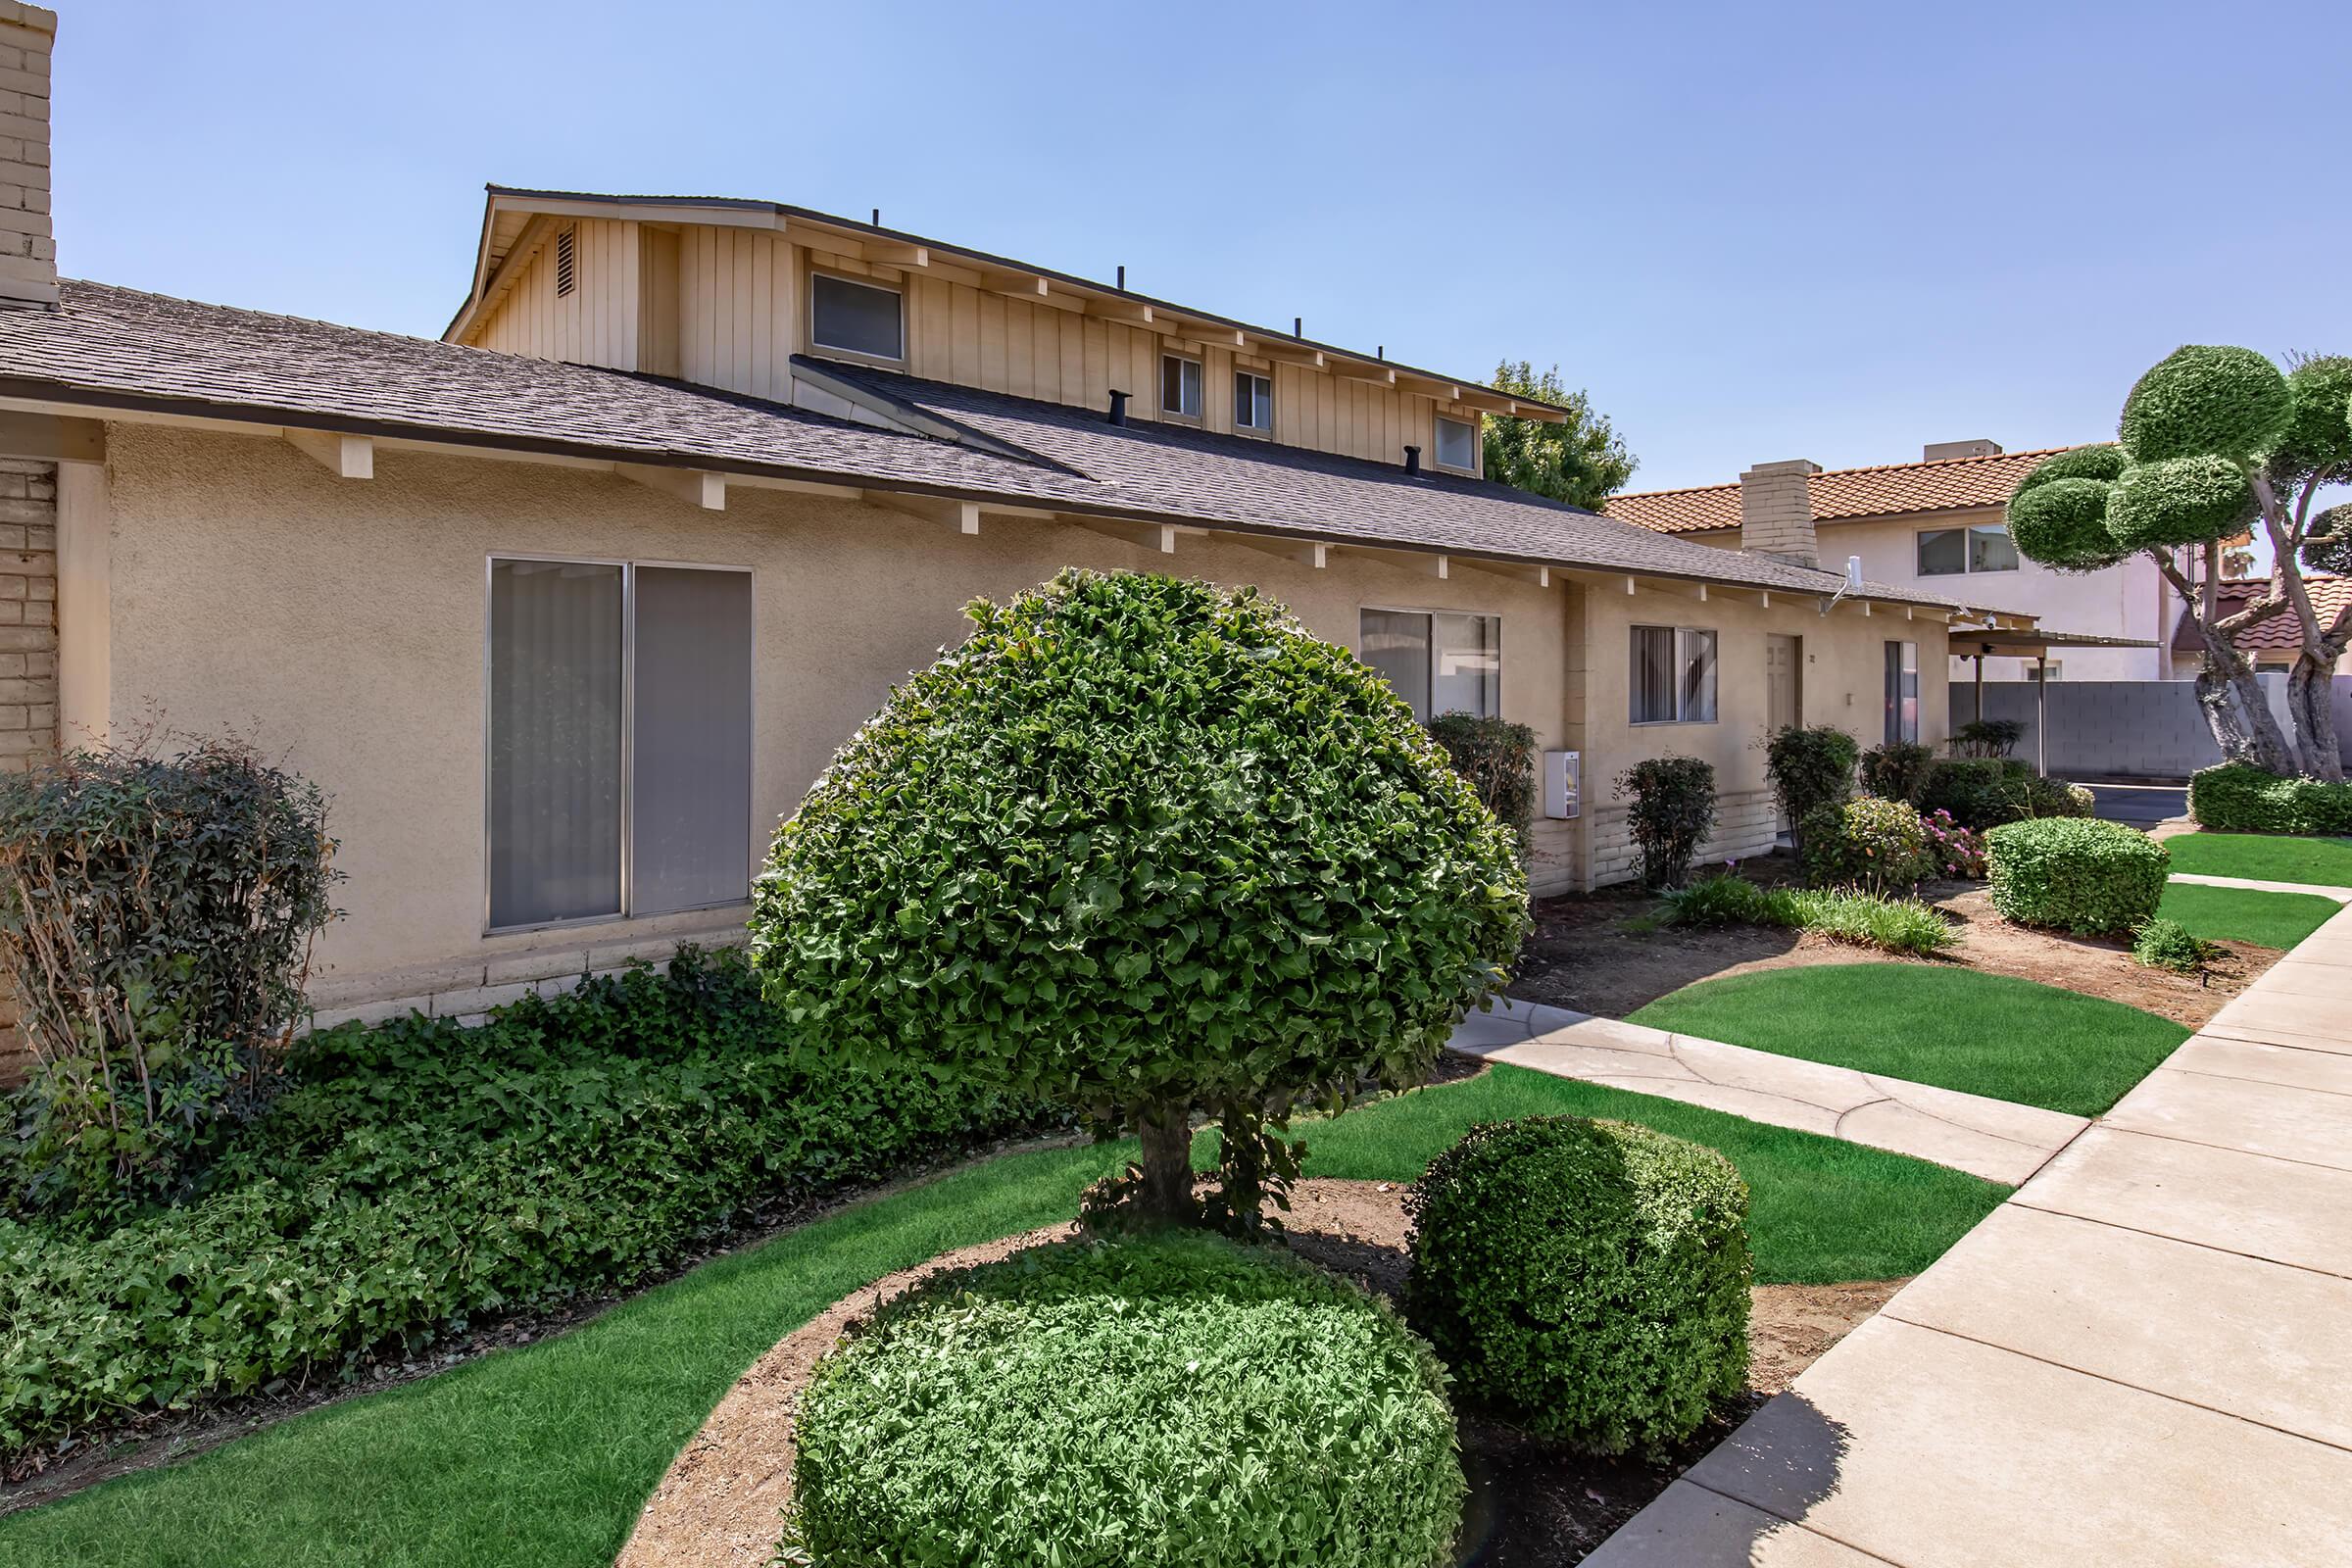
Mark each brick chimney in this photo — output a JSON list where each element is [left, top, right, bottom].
[[1923, 439, 2002, 462], [0, 3, 53, 309], [1739, 459, 1821, 566]]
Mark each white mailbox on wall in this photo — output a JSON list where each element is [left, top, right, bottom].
[[1542, 750, 1580, 819]]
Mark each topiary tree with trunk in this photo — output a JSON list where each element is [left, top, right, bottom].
[[2007, 347, 2352, 779], [750, 568, 1529, 1228]]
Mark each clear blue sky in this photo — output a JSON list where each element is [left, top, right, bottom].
[[51, 0, 2350, 492]]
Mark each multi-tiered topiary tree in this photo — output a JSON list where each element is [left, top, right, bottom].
[[2007, 348, 2352, 779], [750, 568, 1529, 1227]]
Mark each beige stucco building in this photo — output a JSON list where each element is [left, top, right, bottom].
[[0, 6, 2037, 1036]]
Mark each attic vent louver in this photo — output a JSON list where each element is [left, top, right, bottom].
[[554, 227, 577, 299]]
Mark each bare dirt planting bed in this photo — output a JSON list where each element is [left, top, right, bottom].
[[1510, 854, 2270, 1031], [623, 1178, 1896, 1568]]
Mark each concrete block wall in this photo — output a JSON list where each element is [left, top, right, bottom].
[[1952, 676, 2297, 780], [1586, 786, 1779, 889]]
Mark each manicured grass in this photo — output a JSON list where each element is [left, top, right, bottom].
[[2156, 882, 2340, 951], [1, 1067, 2004, 1563], [1295, 1063, 2007, 1286], [1629, 964, 2187, 1118], [2166, 831, 2352, 888]]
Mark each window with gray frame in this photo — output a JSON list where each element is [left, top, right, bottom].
[[1885, 639, 1920, 743], [809, 272, 904, 363], [1358, 609, 1501, 721], [487, 559, 753, 930], [1630, 625, 1718, 724], [1161, 353, 1202, 419], [1917, 524, 2019, 575], [1234, 369, 1273, 432]]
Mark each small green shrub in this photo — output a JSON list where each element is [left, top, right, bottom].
[[1920, 758, 2034, 830], [1986, 818, 2170, 935], [2189, 762, 2352, 835], [1785, 889, 1956, 956], [1659, 872, 1794, 930], [1922, 808, 1988, 879], [2132, 917, 2219, 975], [788, 1232, 1464, 1568], [1615, 757, 1717, 888], [1762, 725, 1859, 853], [1428, 711, 1538, 860], [1407, 1116, 1749, 1455], [1801, 797, 1931, 894], [0, 737, 341, 1222], [1859, 741, 1935, 804], [0, 948, 1046, 1460], [1947, 718, 2026, 760]]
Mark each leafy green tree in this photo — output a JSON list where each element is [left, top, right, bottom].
[[751, 569, 1529, 1226], [1482, 361, 1637, 510], [2008, 348, 2352, 779]]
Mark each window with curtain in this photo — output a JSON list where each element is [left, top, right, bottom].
[[487, 559, 753, 930], [1630, 625, 1718, 723], [1885, 640, 1920, 743], [1357, 609, 1501, 721]]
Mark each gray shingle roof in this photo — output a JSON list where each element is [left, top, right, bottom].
[[0, 279, 1970, 610]]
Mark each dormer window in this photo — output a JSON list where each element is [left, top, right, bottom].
[[810, 271, 905, 365], [1434, 414, 1477, 474], [1160, 352, 1201, 421], [1234, 370, 1273, 434]]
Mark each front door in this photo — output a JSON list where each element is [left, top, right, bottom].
[[1766, 635, 1802, 829]]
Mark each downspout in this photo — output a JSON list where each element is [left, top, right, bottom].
[[2035, 654, 2048, 775]]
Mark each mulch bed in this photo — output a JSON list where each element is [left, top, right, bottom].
[[621, 1175, 1897, 1568], [1510, 852, 2272, 1031]]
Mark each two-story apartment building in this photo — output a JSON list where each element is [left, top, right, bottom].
[[1608, 442, 2174, 681], [0, 6, 2046, 1031]]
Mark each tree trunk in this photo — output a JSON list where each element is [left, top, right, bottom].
[[2289, 654, 2345, 783], [1134, 1103, 1196, 1224], [2193, 625, 2296, 775]]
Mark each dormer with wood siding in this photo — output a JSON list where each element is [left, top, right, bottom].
[[445, 189, 1569, 474]]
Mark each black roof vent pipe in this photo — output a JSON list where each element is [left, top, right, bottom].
[[1403, 444, 1422, 477], [1106, 389, 1129, 426]]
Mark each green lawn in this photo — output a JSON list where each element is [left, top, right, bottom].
[[1629, 964, 2187, 1118], [0, 1067, 2003, 1566], [2166, 831, 2352, 888], [2157, 881, 2341, 950]]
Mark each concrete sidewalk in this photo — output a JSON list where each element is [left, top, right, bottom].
[[1450, 999, 2084, 1186], [1586, 904, 2352, 1568], [2171, 870, 2352, 902]]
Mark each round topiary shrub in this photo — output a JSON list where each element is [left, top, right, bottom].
[[2105, 455, 2253, 552], [788, 1232, 1465, 1568], [750, 568, 1528, 1226], [1984, 817, 2170, 936], [2008, 476, 2127, 571], [2273, 355, 2352, 475], [2013, 442, 2132, 493], [1800, 795, 1931, 893], [2118, 344, 2293, 463], [1406, 1116, 1751, 1456]]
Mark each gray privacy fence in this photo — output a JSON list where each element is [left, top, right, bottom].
[[1946, 674, 2352, 779]]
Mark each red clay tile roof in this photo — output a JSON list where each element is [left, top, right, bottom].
[[1605, 447, 2079, 535], [2172, 578, 2352, 654]]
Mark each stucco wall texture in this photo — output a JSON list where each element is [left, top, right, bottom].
[[98, 424, 1951, 1003]]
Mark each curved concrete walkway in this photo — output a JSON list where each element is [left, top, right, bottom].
[[1586, 902, 2352, 1567], [1450, 999, 2085, 1186], [2171, 869, 2352, 902]]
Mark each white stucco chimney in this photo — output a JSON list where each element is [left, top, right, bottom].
[[1739, 459, 1821, 567], [0, 3, 54, 309], [1923, 439, 2002, 462]]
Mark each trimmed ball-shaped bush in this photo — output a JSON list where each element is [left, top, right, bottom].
[[1407, 1116, 1751, 1455], [789, 1232, 1465, 1568], [2118, 345, 2293, 463], [1985, 817, 2169, 935], [2009, 476, 2128, 570], [2273, 355, 2352, 475], [2301, 503, 2352, 576], [2013, 442, 2131, 493], [1801, 795, 1931, 893], [2104, 455, 2252, 551], [751, 568, 1529, 1221]]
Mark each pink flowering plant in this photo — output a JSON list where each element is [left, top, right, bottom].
[[1922, 808, 1987, 879]]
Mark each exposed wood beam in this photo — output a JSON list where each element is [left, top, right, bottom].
[[283, 429, 373, 479], [874, 494, 982, 535], [1456, 558, 1551, 588], [1077, 517, 1177, 554], [1342, 365, 1397, 387], [616, 463, 724, 510], [1229, 535, 1330, 569], [0, 410, 104, 463], [730, 474, 864, 501]]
